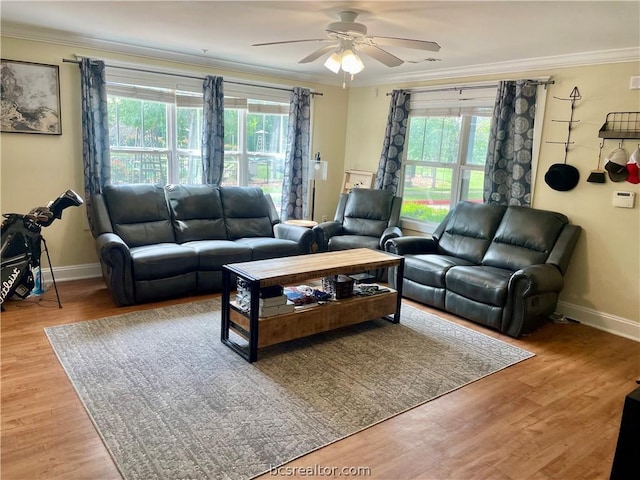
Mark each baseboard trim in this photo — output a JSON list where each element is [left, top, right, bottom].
[[39, 264, 640, 342], [41, 263, 102, 283], [557, 301, 640, 342]]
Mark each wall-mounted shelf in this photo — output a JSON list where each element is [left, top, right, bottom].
[[598, 112, 640, 139], [342, 170, 375, 194]]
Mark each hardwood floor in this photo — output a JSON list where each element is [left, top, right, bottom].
[[1, 278, 638, 480]]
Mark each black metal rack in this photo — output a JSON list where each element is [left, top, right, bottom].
[[598, 112, 640, 139]]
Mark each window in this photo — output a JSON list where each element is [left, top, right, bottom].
[[106, 80, 290, 210], [107, 86, 204, 185], [399, 86, 497, 233], [222, 100, 289, 209]]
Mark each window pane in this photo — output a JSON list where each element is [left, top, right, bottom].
[[177, 153, 202, 184], [466, 116, 491, 166], [114, 98, 142, 147], [247, 155, 284, 209], [110, 152, 168, 185], [142, 102, 166, 148], [222, 153, 240, 185], [460, 169, 485, 203], [247, 113, 286, 154], [406, 117, 426, 161], [407, 116, 461, 163], [224, 110, 239, 152], [107, 98, 118, 146], [177, 107, 202, 149], [401, 166, 453, 224]]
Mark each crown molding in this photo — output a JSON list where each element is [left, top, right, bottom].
[[363, 47, 640, 87], [2, 22, 638, 89], [0, 22, 345, 87]]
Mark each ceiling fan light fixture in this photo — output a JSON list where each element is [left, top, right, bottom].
[[324, 52, 342, 73], [341, 49, 364, 74]]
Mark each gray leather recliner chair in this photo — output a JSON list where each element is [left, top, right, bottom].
[[312, 188, 402, 253]]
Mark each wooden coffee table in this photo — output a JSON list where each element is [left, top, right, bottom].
[[220, 248, 404, 362]]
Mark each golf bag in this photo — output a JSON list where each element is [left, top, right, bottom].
[[1, 189, 83, 308]]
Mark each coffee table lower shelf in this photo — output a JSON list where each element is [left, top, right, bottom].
[[228, 290, 397, 349]]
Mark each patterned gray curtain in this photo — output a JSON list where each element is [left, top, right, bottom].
[[483, 80, 537, 206], [280, 87, 311, 220], [79, 58, 111, 235], [374, 89, 410, 195], [202, 75, 224, 185]]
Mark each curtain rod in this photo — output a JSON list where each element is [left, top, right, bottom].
[[386, 79, 555, 96], [62, 58, 323, 96]]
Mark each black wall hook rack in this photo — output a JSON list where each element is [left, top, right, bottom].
[[547, 86, 582, 164]]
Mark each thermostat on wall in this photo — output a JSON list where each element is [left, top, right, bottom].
[[612, 191, 635, 208]]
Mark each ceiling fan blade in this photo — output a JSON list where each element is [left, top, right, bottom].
[[358, 44, 404, 67], [252, 39, 330, 47], [299, 44, 339, 64], [370, 36, 441, 52]]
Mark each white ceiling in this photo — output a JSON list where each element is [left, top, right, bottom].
[[2, 1, 639, 86]]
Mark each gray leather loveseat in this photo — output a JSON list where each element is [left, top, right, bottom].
[[385, 201, 581, 337], [91, 184, 314, 306]]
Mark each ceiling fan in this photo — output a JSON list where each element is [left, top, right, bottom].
[[252, 11, 441, 74]]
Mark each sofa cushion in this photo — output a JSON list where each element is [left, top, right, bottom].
[[165, 184, 227, 242], [437, 202, 506, 263], [219, 187, 274, 239], [235, 237, 300, 260], [445, 291, 504, 331], [342, 189, 394, 237], [104, 184, 175, 247], [482, 207, 569, 271], [405, 254, 475, 289], [184, 240, 252, 270], [328, 235, 380, 251], [445, 265, 513, 307], [130, 243, 198, 280]]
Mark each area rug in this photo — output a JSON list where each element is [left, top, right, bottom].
[[45, 298, 533, 480]]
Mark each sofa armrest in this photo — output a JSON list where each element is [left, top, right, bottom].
[[510, 264, 564, 297], [384, 236, 438, 256], [504, 263, 565, 337], [273, 223, 315, 253], [379, 226, 402, 249], [546, 224, 582, 275], [312, 221, 344, 252], [95, 233, 135, 306]]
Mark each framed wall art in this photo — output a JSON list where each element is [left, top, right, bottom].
[[1, 59, 62, 135]]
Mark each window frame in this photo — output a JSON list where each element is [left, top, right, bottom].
[[400, 109, 493, 233], [398, 81, 549, 234], [104, 68, 294, 192]]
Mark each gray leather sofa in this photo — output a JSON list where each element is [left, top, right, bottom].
[[385, 201, 581, 337], [91, 184, 314, 306]]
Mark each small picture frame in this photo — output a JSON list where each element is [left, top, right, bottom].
[[1, 59, 62, 135]]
